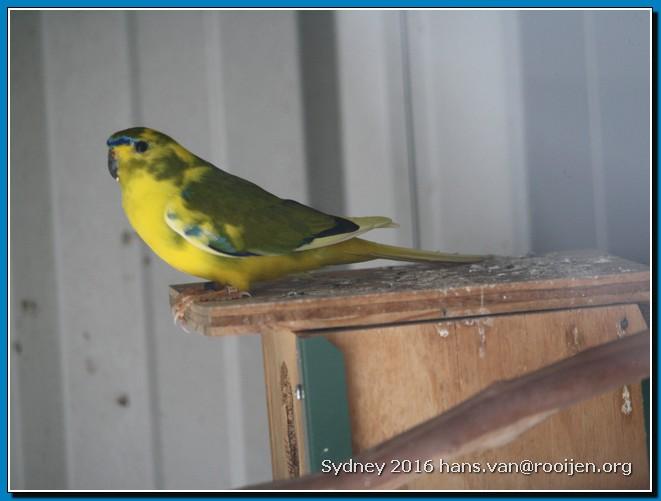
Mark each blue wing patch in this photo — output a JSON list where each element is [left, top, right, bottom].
[[203, 228, 256, 257], [184, 225, 202, 237], [165, 207, 258, 258]]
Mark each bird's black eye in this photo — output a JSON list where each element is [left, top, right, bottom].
[[134, 140, 149, 153]]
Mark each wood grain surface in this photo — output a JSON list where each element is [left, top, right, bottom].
[[260, 326, 308, 480], [248, 310, 649, 490], [170, 250, 649, 336], [321, 304, 649, 489]]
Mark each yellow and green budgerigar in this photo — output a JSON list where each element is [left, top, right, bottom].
[[107, 127, 483, 326]]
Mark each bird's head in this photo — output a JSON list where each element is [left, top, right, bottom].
[[107, 127, 195, 185]]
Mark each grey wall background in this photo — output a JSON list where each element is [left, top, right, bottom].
[[10, 9, 649, 490]]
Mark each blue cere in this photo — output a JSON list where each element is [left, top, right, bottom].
[[107, 135, 134, 147]]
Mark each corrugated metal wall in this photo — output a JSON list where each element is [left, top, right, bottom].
[[10, 9, 649, 490]]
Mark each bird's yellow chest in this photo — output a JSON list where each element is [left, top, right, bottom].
[[119, 172, 219, 279], [121, 172, 175, 246]]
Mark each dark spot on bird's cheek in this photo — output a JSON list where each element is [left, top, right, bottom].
[[124, 157, 149, 177], [144, 148, 186, 185], [133, 157, 148, 167]]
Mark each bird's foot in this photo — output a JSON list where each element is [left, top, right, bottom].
[[171, 284, 251, 333]]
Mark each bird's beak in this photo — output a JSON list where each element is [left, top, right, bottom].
[[108, 148, 119, 181]]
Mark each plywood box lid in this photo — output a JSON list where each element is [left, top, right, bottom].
[[169, 250, 649, 336]]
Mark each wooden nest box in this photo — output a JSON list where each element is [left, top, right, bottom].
[[170, 250, 650, 490]]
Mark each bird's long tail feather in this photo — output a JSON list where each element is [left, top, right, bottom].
[[351, 239, 486, 264]]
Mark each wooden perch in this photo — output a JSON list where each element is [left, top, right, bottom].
[[170, 250, 649, 336], [246, 330, 649, 490]]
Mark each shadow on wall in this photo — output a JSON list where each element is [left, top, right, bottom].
[[520, 10, 649, 264]]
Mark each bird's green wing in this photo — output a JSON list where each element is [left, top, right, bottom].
[[164, 166, 396, 258]]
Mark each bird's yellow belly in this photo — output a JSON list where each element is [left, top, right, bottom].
[[119, 172, 371, 290], [121, 174, 223, 280]]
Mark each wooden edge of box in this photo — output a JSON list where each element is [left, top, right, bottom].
[[170, 269, 650, 336]]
